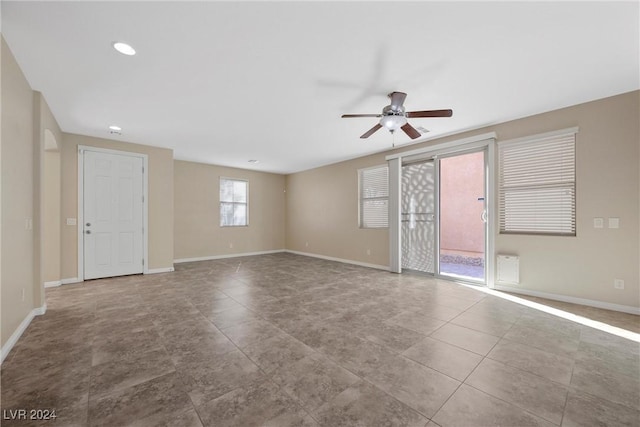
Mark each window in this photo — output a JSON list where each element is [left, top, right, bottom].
[[220, 178, 248, 226], [359, 165, 389, 228], [498, 129, 576, 235]]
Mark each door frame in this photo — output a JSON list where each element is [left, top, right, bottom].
[[387, 132, 496, 288], [77, 145, 149, 281]]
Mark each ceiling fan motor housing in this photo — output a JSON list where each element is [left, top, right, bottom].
[[382, 105, 406, 116]]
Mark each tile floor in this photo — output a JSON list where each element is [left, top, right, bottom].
[[1, 253, 639, 426]]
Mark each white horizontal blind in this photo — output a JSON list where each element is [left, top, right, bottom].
[[359, 165, 389, 228], [220, 178, 248, 226], [499, 131, 576, 235]]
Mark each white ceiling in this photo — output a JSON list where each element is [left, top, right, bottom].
[[2, 1, 638, 174]]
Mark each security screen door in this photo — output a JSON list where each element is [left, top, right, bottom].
[[401, 160, 435, 273]]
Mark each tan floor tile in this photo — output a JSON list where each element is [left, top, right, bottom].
[[207, 305, 258, 329], [270, 353, 360, 412], [243, 333, 316, 374], [354, 321, 427, 353], [562, 389, 640, 427], [466, 358, 568, 424], [220, 318, 284, 348], [176, 349, 264, 406], [195, 379, 308, 427], [363, 355, 460, 418], [3, 253, 637, 426], [432, 384, 555, 427], [91, 328, 165, 366], [449, 310, 517, 336], [385, 311, 447, 335], [402, 336, 482, 381], [88, 373, 193, 427], [570, 362, 640, 409], [313, 380, 428, 427], [430, 323, 500, 355], [89, 347, 175, 399], [502, 323, 580, 358], [487, 338, 574, 384]]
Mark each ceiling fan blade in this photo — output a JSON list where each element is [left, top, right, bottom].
[[342, 114, 382, 118], [360, 124, 383, 139], [406, 109, 453, 118], [389, 92, 407, 110], [401, 123, 421, 139]]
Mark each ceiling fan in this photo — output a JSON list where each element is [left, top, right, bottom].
[[341, 91, 453, 139]]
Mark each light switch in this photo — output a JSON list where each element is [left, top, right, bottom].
[[593, 217, 604, 228], [66, 218, 77, 226], [608, 217, 620, 229]]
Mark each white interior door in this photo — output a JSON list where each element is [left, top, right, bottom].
[[83, 150, 144, 280]]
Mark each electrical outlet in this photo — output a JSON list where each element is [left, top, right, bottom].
[[366, 249, 371, 256], [66, 218, 77, 226], [229, 242, 233, 248], [305, 242, 309, 247], [614, 279, 624, 290], [21, 289, 25, 301], [593, 217, 604, 228]]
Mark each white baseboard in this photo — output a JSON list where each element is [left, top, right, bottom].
[[174, 249, 388, 272], [1, 304, 47, 364], [174, 249, 285, 264], [285, 250, 389, 271], [494, 285, 640, 315], [145, 267, 175, 274], [34, 303, 47, 316], [44, 280, 61, 288], [61, 277, 82, 285]]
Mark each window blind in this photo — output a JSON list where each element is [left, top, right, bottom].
[[359, 166, 389, 228], [499, 131, 576, 235]]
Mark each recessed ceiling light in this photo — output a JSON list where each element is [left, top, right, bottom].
[[109, 125, 121, 131], [113, 42, 136, 56], [248, 160, 259, 164]]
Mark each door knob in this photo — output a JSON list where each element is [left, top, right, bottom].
[[86, 222, 91, 227], [85, 230, 91, 234]]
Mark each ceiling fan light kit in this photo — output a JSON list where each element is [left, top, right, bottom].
[[379, 114, 407, 132], [342, 91, 453, 140]]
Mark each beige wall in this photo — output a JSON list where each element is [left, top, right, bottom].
[[493, 91, 639, 307], [286, 155, 389, 267], [60, 134, 174, 278], [0, 31, 3, 353], [38, 94, 62, 291], [174, 160, 285, 260], [43, 149, 61, 283], [286, 91, 639, 308], [1, 37, 37, 347]]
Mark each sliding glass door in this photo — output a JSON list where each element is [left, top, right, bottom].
[[399, 149, 487, 284], [438, 150, 486, 282]]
